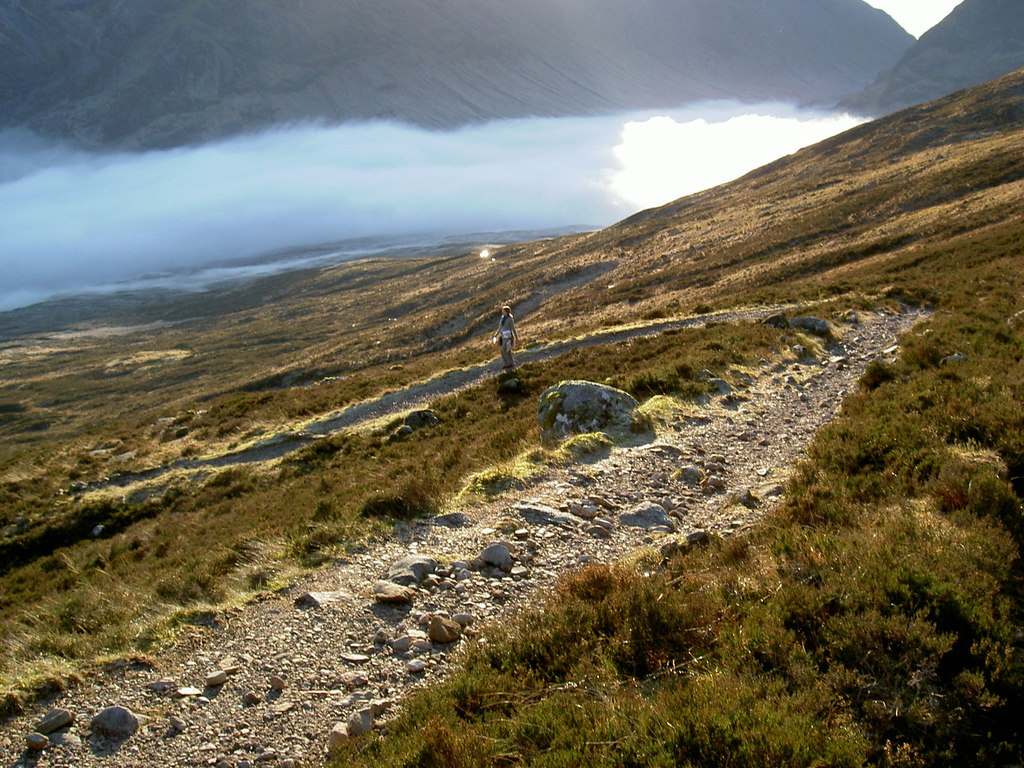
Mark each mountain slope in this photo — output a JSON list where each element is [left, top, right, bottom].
[[842, 0, 1024, 115], [0, 0, 911, 149]]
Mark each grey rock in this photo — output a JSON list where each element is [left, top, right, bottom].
[[386, 555, 438, 586], [347, 708, 374, 737], [791, 316, 830, 335], [90, 706, 140, 739], [404, 409, 442, 430], [479, 543, 515, 571], [512, 502, 577, 528], [537, 380, 648, 443], [618, 502, 676, 531]]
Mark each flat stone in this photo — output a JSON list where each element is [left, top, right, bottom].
[[386, 555, 438, 586], [372, 580, 416, 604], [177, 687, 203, 697], [206, 670, 229, 687], [35, 708, 74, 735], [294, 591, 349, 608]]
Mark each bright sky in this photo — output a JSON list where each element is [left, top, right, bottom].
[[864, 0, 965, 37]]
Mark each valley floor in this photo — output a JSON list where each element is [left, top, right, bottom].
[[0, 308, 924, 768]]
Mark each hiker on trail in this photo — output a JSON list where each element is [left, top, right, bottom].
[[494, 305, 519, 369]]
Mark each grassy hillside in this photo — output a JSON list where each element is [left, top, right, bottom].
[[1, 66, 1023, 754], [328, 72, 1024, 768]]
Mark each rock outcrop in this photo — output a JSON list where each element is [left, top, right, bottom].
[[538, 380, 649, 444]]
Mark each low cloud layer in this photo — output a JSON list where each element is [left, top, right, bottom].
[[0, 104, 862, 312]]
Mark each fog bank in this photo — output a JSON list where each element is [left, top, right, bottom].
[[0, 104, 862, 312]]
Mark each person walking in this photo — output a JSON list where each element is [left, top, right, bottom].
[[494, 305, 519, 369]]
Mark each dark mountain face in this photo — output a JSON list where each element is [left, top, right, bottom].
[[842, 0, 1024, 116], [0, 0, 910, 150]]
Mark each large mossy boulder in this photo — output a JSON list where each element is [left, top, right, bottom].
[[537, 380, 648, 444]]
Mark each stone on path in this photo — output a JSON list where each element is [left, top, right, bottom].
[[35, 708, 74, 735], [373, 580, 416, 603], [328, 722, 349, 750], [26, 732, 49, 750], [428, 615, 463, 644], [346, 708, 374, 737], [294, 590, 349, 608], [386, 555, 438, 586], [618, 502, 676, 531], [90, 706, 141, 739], [206, 670, 229, 687], [479, 543, 514, 571]]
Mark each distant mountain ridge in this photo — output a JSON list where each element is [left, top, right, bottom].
[[843, 0, 1024, 116], [0, 0, 911, 149]]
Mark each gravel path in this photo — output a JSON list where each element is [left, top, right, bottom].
[[0, 307, 924, 768]]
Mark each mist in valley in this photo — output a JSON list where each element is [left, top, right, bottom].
[[0, 104, 862, 314]]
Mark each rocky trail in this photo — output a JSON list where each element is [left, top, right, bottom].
[[1, 307, 925, 768], [86, 305, 796, 496]]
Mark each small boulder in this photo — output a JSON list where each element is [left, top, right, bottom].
[[404, 409, 442, 430], [373, 580, 416, 604], [428, 615, 463, 644], [479, 543, 515, 571], [26, 732, 49, 751], [537, 380, 648, 444], [90, 706, 140, 740], [619, 502, 675, 531], [346, 708, 374, 737], [328, 722, 349, 750], [791, 316, 830, 335], [386, 555, 438, 586]]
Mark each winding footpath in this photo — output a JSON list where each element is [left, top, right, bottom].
[[1, 307, 924, 768]]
